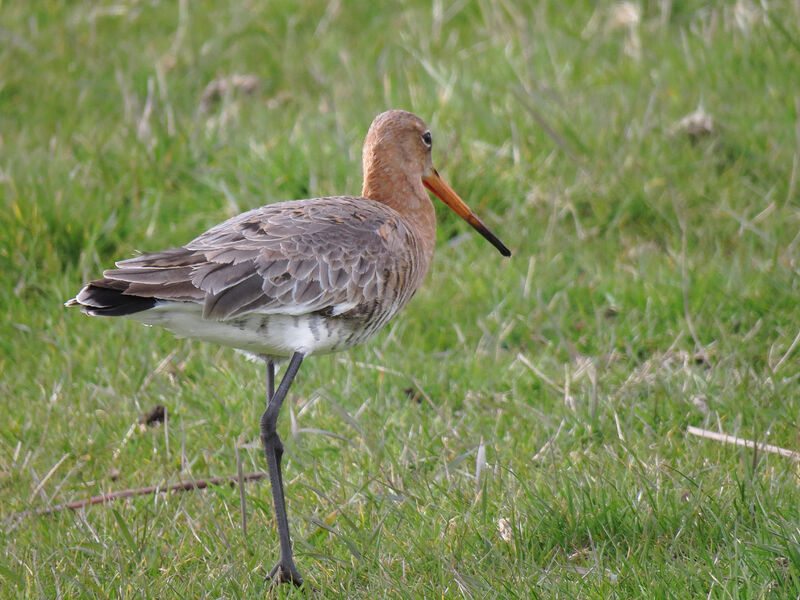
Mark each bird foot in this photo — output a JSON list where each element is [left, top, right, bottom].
[[266, 560, 304, 589]]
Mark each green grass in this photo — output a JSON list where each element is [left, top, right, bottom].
[[2, 0, 800, 597]]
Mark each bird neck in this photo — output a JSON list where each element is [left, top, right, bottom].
[[362, 165, 437, 270]]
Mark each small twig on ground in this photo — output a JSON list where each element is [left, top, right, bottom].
[[687, 426, 800, 462], [6, 472, 268, 522]]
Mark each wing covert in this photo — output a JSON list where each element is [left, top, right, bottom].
[[107, 197, 420, 320]]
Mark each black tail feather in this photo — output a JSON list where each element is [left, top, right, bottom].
[[67, 281, 157, 317]]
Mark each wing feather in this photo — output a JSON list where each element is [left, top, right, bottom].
[[93, 196, 421, 320]]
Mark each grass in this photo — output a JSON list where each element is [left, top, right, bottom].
[[2, 0, 800, 597]]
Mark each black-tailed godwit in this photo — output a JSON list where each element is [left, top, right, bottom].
[[67, 110, 510, 586]]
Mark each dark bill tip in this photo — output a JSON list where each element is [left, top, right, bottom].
[[465, 214, 511, 257]]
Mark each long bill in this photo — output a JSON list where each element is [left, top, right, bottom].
[[422, 169, 511, 257]]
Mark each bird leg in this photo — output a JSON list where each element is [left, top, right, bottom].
[[265, 360, 287, 522], [260, 352, 305, 587], [265, 360, 287, 547]]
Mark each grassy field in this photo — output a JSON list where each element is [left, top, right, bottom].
[[2, 0, 800, 597]]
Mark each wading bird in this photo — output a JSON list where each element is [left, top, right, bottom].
[[67, 110, 510, 586]]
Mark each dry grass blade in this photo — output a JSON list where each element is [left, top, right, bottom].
[[28, 453, 70, 503], [516, 353, 564, 395], [475, 438, 487, 495], [772, 327, 800, 374], [235, 443, 248, 538], [687, 426, 800, 462]]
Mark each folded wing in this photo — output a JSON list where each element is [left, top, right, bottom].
[[68, 197, 420, 320]]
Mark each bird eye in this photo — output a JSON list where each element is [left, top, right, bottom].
[[421, 131, 432, 147]]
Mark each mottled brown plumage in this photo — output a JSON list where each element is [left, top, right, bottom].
[[108, 197, 423, 320], [66, 110, 510, 587]]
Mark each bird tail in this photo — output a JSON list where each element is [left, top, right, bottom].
[[65, 279, 157, 317]]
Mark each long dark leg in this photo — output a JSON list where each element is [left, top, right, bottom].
[[265, 359, 287, 545], [260, 352, 305, 587]]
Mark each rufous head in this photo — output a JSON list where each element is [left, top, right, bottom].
[[362, 110, 511, 257], [363, 110, 433, 181]]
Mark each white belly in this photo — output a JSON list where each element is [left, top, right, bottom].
[[129, 301, 371, 359]]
